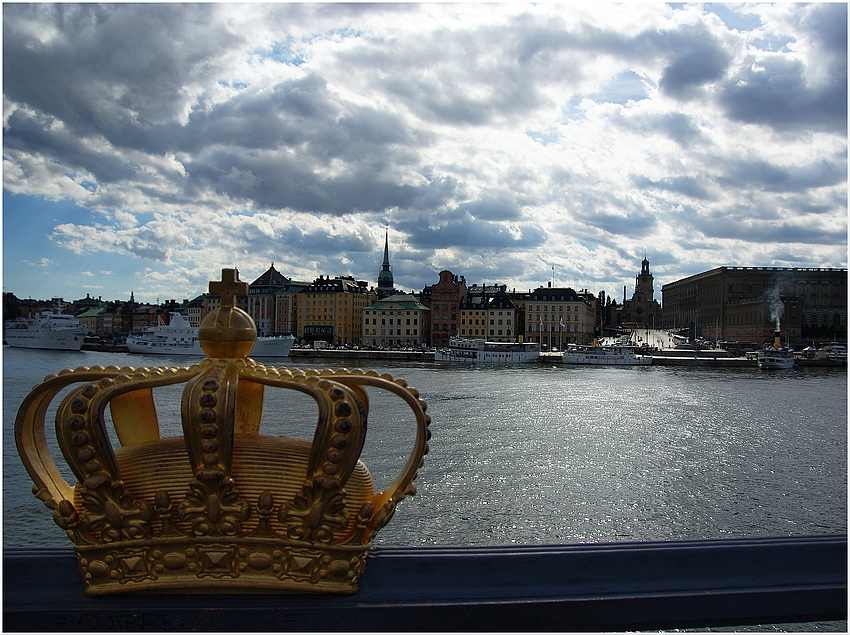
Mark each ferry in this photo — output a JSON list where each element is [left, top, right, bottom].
[[757, 330, 795, 370], [434, 338, 540, 363], [126, 312, 294, 357], [562, 344, 652, 365], [4, 311, 88, 351], [757, 349, 795, 370]]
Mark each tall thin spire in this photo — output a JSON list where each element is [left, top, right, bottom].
[[377, 228, 394, 298], [382, 229, 390, 268]]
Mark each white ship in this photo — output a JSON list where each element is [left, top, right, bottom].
[[562, 344, 652, 365], [756, 349, 795, 370], [757, 330, 794, 370], [4, 311, 88, 351], [126, 312, 293, 358], [434, 338, 540, 363]]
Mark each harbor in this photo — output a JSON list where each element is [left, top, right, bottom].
[[77, 342, 846, 367], [5, 346, 845, 552], [73, 325, 847, 368], [4, 327, 846, 630]]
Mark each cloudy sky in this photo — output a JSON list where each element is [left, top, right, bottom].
[[3, 3, 847, 305]]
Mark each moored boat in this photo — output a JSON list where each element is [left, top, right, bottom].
[[757, 329, 794, 370], [757, 349, 795, 369], [126, 312, 293, 357], [4, 311, 87, 351], [250, 335, 297, 357], [434, 337, 540, 363], [562, 344, 652, 365]]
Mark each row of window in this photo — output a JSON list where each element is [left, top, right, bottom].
[[366, 318, 419, 325], [529, 324, 581, 332], [461, 318, 513, 326], [367, 329, 421, 336], [463, 310, 510, 316], [365, 310, 421, 315], [531, 314, 583, 322], [461, 329, 513, 337], [725, 294, 843, 306], [729, 282, 844, 294], [528, 304, 583, 311]]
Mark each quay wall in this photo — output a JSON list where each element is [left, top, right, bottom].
[[80, 344, 843, 367], [291, 349, 435, 362]]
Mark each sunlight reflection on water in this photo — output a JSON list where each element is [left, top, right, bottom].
[[3, 349, 846, 549]]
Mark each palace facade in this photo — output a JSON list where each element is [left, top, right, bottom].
[[661, 267, 847, 344]]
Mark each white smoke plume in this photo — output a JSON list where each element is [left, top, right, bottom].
[[766, 285, 784, 332]]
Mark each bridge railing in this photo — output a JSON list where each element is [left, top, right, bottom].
[[4, 534, 846, 631]]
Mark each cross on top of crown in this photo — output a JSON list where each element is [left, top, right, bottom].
[[209, 268, 248, 308]]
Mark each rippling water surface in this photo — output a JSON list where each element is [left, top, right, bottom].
[[3, 347, 846, 549]]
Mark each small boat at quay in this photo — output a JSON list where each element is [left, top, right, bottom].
[[562, 344, 652, 365], [757, 329, 795, 370], [434, 337, 540, 363], [4, 311, 88, 351], [757, 349, 795, 370], [126, 312, 294, 357]]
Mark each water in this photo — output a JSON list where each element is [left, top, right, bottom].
[[3, 347, 846, 550]]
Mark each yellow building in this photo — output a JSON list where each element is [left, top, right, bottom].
[[523, 285, 596, 348], [362, 294, 430, 348], [459, 288, 519, 342], [297, 276, 375, 346]]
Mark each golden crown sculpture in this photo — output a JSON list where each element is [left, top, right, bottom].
[[15, 269, 430, 596]]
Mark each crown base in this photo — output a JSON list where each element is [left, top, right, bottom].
[[76, 537, 369, 596]]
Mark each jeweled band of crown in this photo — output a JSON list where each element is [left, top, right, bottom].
[[15, 269, 431, 595]]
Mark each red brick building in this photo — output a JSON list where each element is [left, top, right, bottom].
[[422, 270, 467, 347]]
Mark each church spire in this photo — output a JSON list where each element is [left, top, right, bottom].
[[377, 228, 395, 298], [382, 230, 390, 268]]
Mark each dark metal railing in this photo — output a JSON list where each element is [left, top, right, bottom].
[[4, 534, 846, 631]]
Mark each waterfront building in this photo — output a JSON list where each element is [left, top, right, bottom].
[[362, 293, 430, 349], [186, 295, 204, 328], [376, 231, 395, 300], [458, 289, 489, 339], [246, 263, 308, 336], [76, 306, 109, 335], [523, 284, 596, 349], [297, 275, 374, 346], [422, 270, 467, 347], [71, 293, 103, 316], [159, 298, 187, 315], [618, 256, 661, 329], [117, 292, 139, 334], [3, 295, 77, 322], [459, 288, 519, 342], [132, 305, 159, 332], [661, 266, 848, 344]]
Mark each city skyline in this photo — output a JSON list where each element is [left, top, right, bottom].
[[3, 3, 847, 304]]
